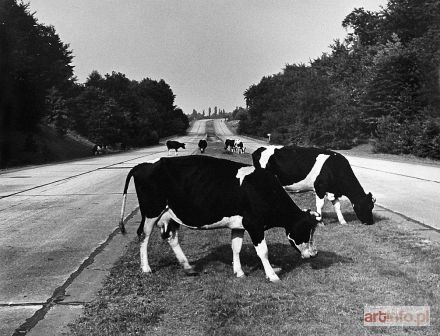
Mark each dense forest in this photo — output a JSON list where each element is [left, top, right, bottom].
[[0, 0, 188, 168], [237, 0, 440, 159]]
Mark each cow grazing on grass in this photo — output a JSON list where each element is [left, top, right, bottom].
[[166, 140, 185, 155], [119, 155, 320, 282], [252, 145, 376, 225], [198, 139, 208, 153]]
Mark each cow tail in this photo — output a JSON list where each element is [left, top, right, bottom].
[[119, 169, 134, 234]]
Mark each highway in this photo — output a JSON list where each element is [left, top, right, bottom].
[[1, 118, 439, 335], [0, 122, 204, 335]]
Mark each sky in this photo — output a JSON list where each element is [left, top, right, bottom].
[[28, 0, 387, 114]]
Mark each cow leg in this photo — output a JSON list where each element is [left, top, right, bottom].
[[140, 216, 157, 273], [331, 198, 347, 225], [231, 229, 245, 278], [167, 229, 195, 274], [254, 238, 280, 282], [175, 149, 178, 156], [315, 194, 325, 224]]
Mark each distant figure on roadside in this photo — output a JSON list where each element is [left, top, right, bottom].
[[224, 139, 236, 152], [166, 140, 186, 155], [92, 144, 102, 155], [198, 139, 208, 153]]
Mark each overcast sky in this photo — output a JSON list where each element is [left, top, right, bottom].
[[28, 0, 386, 114]]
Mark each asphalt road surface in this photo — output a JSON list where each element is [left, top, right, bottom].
[[0, 123, 204, 335], [1, 119, 439, 335]]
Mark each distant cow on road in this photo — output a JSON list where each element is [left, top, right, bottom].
[[198, 139, 207, 153], [92, 144, 103, 156], [224, 139, 235, 152], [119, 155, 320, 282], [252, 145, 376, 225], [166, 140, 185, 155], [236, 141, 245, 154]]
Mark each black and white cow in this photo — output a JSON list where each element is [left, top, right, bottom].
[[119, 155, 320, 282], [236, 141, 245, 154], [92, 144, 103, 155], [198, 139, 208, 153], [224, 139, 236, 152], [252, 145, 375, 225], [166, 140, 185, 155]]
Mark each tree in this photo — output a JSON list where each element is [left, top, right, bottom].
[[0, 0, 74, 165]]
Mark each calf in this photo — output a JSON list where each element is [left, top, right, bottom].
[[252, 145, 376, 225], [119, 155, 319, 282], [166, 140, 185, 155], [198, 139, 208, 153]]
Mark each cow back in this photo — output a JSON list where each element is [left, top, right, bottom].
[[158, 156, 247, 226]]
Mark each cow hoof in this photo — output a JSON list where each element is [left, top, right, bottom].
[[318, 221, 325, 227], [340, 221, 348, 225], [268, 276, 281, 283], [234, 271, 246, 278], [183, 268, 199, 276]]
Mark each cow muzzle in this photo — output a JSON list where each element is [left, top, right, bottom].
[[287, 234, 317, 259]]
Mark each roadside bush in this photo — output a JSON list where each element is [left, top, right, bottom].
[[413, 119, 440, 158], [374, 116, 440, 158]]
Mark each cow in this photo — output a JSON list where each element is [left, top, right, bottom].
[[236, 141, 245, 154], [119, 155, 320, 282], [224, 139, 236, 152], [252, 145, 376, 225], [92, 144, 103, 155], [166, 140, 185, 155], [198, 139, 208, 153]]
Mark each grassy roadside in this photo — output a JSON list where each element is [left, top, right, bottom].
[[67, 140, 440, 336]]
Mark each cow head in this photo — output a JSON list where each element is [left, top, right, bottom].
[[286, 210, 320, 259], [353, 192, 375, 225], [181, 143, 186, 149]]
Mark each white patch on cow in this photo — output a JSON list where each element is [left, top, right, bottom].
[[326, 192, 336, 201], [146, 157, 160, 164], [284, 154, 330, 192], [236, 166, 255, 185], [200, 215, 244, 230], [255, 239, 280, 282], [164, 208, 244, 230], [258, 146, 283, 168]]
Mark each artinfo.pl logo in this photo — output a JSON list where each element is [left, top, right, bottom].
[[364, 306, 430, 327]]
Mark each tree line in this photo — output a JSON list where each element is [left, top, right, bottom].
[[237, 0, 440, 159], [0, 0, 188, 167], [190, 106, 230, 120]]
